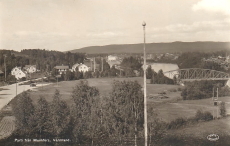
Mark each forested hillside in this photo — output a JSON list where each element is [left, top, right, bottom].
[[69, 42, 230, 54], [0, 49, 85, 80]]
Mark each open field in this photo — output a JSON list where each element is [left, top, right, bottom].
[[29, 77, 182, 105], [151, 96, 230, 122], [28, 77, 230, 123]]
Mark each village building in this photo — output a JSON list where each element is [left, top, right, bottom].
[[23, 65, 37, 73], [54, 65, 69, 74], [71, 63, 90, 72], [11, 67, 22, 76], [107, 55, 118, 61], [11, 67, 27, 80], [78, 64, 89, 72], [71, 63, 80, 72]]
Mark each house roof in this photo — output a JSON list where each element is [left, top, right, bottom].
[[55, 66, 69, 69], [78, 64, 88, 68], [72, 63, 80, 69], [13, 66, 22, 70], [0, 70, 3, 74], [15, 69, 27, 75]]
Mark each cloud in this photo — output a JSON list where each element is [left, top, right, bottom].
[[149, 19, 230, 34], [192, 0, 230, 15]]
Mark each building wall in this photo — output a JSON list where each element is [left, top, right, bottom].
[[15, 70, 26, 80], [11, 67, 21, 76], [27, 66, 36, 73], [108, 55, 117, 61], [78, 64, 89, 72]]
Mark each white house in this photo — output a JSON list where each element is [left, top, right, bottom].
[[54, 65, 69, 74], [24, 65, 36, 73], [108, 55, 117, 61], [11, 67, 22, 76], [77, 64, 89, 72], [71, 63, 90, 72], [71, 63, 80, 72], [11, 67, 27, 80]]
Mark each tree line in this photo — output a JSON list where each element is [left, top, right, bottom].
[[181, 80, 230, 100]]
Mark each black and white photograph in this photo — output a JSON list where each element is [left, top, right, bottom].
[[0, 0, 230, 145]]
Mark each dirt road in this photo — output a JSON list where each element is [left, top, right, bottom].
[[0, 80, 51, 110]]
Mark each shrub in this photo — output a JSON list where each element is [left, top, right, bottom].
[[195, 110, 213, 121], [167, 117, 187, 129], [169, 89, 177, 92], [219, 102, 226, 117]]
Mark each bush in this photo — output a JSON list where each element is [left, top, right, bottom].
[[169, 89, 177, 92], [219, 102, 226, 117], [195, 110, 213, 121], [181, 80, 224, 100], [167, 117, 187, 129]]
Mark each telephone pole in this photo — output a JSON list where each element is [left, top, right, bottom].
[[142, 21, 147, 146], [101, 57, 103, 72], [4, 55, 7, 82], [94, 57, 96, 72], [90, 59, 93, 71]]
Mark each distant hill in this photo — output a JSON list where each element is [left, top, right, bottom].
[[69, 42, 230, 54]]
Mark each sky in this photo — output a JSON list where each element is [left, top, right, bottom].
[[0, 0, 230, 52]]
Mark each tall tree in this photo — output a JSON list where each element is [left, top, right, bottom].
[[146, 65, 153, 79], [48, 89, 70, 138], [12, 91, 35, 136], [34, 96, 49, 136], [71, 80, 100, 144], [108, 80, 144, 145]]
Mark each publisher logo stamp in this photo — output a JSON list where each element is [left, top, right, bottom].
[[207, 134, 219, 141]]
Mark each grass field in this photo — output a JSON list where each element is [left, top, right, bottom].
[[29, 77, 182, 105], [29, 77, 230, 122], [167, 116, 230, 138]]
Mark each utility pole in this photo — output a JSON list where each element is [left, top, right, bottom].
[[4, 54, 7, 82], [94, 57, 96, 72], [90, 59, 92, 71], [142, 21, 147, 146], [101, 57, 103, 72], [217, 87, 218, 100]]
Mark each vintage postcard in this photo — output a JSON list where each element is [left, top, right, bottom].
[[0, 0, 230, 145]]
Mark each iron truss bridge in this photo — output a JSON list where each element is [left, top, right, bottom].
[[163, 68, 230, 81]]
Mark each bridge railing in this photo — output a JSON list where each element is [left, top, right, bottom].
[[163, 68, 230, 80]]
